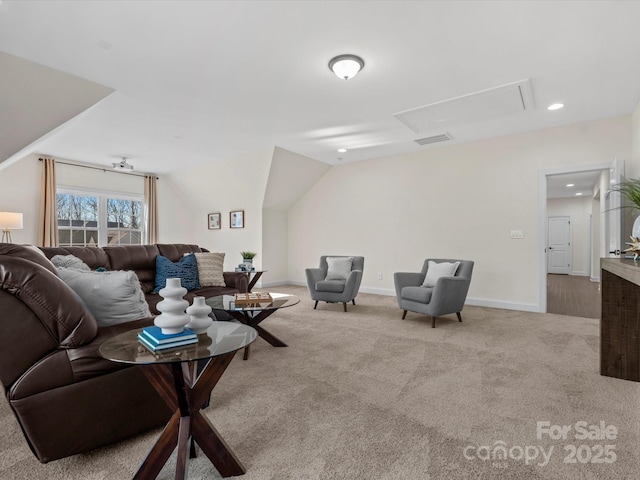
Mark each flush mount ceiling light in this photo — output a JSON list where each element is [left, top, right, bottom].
[[548, 103, 564, 111], [112, 157, 134, 171], [328, 54, 364, 80], [337, 148, 347, 153]]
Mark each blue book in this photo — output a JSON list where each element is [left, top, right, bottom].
[[138, 334, 198, 352], [141, 326, 197, 345]]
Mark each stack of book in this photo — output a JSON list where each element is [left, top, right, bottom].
[[138, 326, 198, 352]]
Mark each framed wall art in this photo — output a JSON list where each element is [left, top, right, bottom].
[[208, 212, 221, 230], [230, 210, 244, 229]]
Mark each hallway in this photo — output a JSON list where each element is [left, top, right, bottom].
[[547, 274, 601, 319]]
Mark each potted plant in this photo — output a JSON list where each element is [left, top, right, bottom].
[[240, 251, 257, 269], [611, 179, 640, 258], [612, 179, 640, 236]]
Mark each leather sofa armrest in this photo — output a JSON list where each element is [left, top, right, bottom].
[[0, 257, 98, 388], [223, 271, 248, 293]]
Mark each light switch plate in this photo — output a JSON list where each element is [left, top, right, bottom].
[[510, 229, 524, 239]]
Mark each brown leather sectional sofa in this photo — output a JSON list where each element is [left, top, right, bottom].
[[0, 243, 248, 463]]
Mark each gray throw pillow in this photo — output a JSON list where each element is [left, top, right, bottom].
[[51, 254, 91, 271], [57, 268, 151, 327], [325, 256, 353, 281]]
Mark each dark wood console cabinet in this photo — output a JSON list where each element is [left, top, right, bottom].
[[600, 258, 640, 382]]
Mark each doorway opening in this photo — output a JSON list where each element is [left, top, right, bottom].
[[538, 161, 619, 317]]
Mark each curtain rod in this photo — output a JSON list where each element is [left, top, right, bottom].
[[39, 158, 159, 179]]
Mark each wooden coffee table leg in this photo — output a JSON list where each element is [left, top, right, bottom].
[[227, 310, 288, 359], [134, 411, 180, 480], [136, 353, 245, 479]]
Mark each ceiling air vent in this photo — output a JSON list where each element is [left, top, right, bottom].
[[414, 133, 452, 145]]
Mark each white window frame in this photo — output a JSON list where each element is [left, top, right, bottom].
[[57, 185, 145, 247]]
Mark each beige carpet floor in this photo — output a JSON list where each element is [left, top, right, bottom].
[[1, 285, 639, 479]]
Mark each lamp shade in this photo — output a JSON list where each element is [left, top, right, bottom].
[[0, 212, 23, 230]]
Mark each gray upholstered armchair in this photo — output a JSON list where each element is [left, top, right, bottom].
[[306, 256, 364, 312], [394, 259, 474, 328]]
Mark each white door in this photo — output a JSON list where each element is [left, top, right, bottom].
[[548, 216, 571, 274], [605, 157, 623, 257]]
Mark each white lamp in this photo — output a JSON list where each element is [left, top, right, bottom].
[[328, 54, 365, 80], [0, 212, 23, 243]]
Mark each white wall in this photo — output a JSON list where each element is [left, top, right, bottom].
[[287, 116, 631, 310], [262, 209, 289, 285], [547, 197, 592, 276], [629, 101, 640, 179], [261, 147, 331, 285], [157, 149, 272, 272], [591, 196, 600, 281], [0, 154, 41, 244]]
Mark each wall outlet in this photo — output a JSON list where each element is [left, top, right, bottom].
[[377, 272, 383, 280]]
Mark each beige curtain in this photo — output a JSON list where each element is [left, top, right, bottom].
[[38, 158, 58, 247], [144, 175, 159, 244]]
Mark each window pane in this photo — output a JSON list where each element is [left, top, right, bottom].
[[71, 230, 85, 244], [59, 230, 70, 245], [57, 190, 144, 247], [87, 230, 98, 246]]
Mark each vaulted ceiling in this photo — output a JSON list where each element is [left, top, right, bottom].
[[1, 0, 640, 175]]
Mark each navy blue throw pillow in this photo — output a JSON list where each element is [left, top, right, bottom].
[[154, 254, 201, 292]]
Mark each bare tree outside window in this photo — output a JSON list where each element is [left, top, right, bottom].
[[107, 198, 143, 245], [56, 191, 144, 247]]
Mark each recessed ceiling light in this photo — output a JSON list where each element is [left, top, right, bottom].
[[566, 183, 574, 187], [576, 192, 583, 196], [548, 103, 564, 111], [337, 148, 347, 153]]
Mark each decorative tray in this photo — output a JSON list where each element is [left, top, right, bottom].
[[234, 292, 273, 305]]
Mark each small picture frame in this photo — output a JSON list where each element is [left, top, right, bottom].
[[230, 210, 244, 229], [208, 212, 221, 230]]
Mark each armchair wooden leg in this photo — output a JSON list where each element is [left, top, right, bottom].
[[313, 301, 318, 310], [343, 303, 347, 312], [401, 310, 407, 320], [431, 316, 436, 328], [352, 299, 356, 305], [456, 312, 462, 322]]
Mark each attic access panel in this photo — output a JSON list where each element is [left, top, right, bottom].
[[393, 79, 534, 134]]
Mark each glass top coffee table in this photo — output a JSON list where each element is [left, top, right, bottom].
[[206, 292, 299, 360], [99, 321, 257, 480]]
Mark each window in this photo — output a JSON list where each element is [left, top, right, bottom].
[[57, 188, 145, 247]]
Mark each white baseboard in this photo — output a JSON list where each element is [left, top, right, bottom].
[[571, 271, 589, 276], [274, 280, 542, 313], [465, 297, 541, 313], [359, 286, 395, 296], [261, 280, 293, 288], [590, 276, 601, 282]]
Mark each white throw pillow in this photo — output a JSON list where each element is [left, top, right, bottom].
[[57, 268, 151, 327], [51, 254, 91, 271], [325, 256, 354, 281], [422, 261, 460, 287], [194, 252, 226, 287]]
